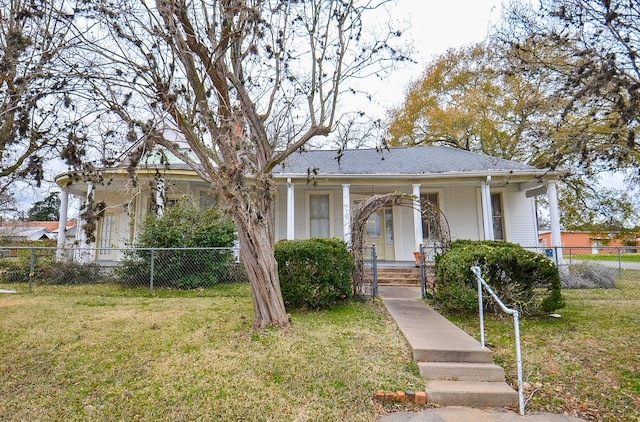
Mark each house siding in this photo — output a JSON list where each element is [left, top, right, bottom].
[[445, 185, 483, 241], [503, 188, 538, 246]]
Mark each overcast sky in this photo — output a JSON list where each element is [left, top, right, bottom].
[[373, 0, 503, 110]]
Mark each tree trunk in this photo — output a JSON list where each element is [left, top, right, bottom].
[[229, 180, 289, 328]]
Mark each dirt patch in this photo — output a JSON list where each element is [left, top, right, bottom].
[[0, 297, 44, 308]]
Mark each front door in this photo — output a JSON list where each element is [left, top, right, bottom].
[[364, 207, 395, 261]]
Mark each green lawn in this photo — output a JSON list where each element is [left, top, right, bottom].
[[446, 270, 640, 421], [566, 253, 640, 262], [0, 283, 424, 421]]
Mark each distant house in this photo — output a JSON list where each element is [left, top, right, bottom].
[[539, 231, 640, 255], [55, 144, 565, 263], [0, 221, 77, 245]]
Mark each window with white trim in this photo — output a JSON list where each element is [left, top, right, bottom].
[[421, 193, 440, 241], [491, 193, 505, 240], [309, 194, 330, 238]]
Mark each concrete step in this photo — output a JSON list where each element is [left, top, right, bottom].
[[419, 361, 506, 382], [414, 347, 494, 364], [425, 380, 519, 408]]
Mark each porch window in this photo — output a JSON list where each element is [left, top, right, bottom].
[[421, 193, 439, 240], [309, 194, 330, 237], [98, 214, 115, 254], [491, 193, 505, 240]]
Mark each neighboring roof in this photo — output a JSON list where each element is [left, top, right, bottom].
[[272, 146, 546, 177], [1, 221, 77, 232], [0, 227, 55, 241]]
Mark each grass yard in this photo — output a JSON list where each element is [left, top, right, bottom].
[[447, 270, 640, 421], [567, 253, 640, 262], [0, 283, 424, 421]]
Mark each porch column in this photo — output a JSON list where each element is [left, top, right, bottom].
[[156, 178, 165, 217], [547, 181, 563, 261], [76, 183, 94, 263], [287, 178, 295, 240], [481, 176, 494, 240], [56, 188, 69, 260], [342, 184, 351, 246], [412, 184, 422, 251]]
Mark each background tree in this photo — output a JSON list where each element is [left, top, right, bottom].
[[78, 0, 403, 327], [386, 43, 556, 164], [499, 0, 640, 179], [559, 179, 639, 235], [387, 39, 639, 231], [27, 191, 60, 221]]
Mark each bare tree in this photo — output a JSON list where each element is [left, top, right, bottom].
[[0, 0, 93, 191], [78, 0, 404, 327]]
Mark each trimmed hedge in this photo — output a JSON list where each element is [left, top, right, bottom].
[[434, 240, 564, 315], [274, 238, 354, 309]]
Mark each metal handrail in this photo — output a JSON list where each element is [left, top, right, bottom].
[[471, 266, 525, 416]]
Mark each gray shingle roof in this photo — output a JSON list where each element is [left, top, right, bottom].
[[273, 146, 541, 176]]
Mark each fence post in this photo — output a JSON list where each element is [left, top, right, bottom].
[[419, 244, 425, 299], [618, 248, 623, 279], [477, 272, 485, 348], [150, 249, 155, 295], [28, 248, 35, 293], [372, 244, 378, 298]]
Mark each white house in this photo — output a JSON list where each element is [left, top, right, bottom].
[[55, 145, 564, 263]]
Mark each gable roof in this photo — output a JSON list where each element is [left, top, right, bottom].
[[273, 146, 544, 177]]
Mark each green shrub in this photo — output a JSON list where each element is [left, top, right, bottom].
[[0, 257, 109, 285], [36, 261, 109, 285], [274, 238, 354, 309], [434, 240, 563, 315], [0, 259, 30, 283], [117, 197, 238, 289]]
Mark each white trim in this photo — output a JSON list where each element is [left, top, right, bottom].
[[412, 184, 422, 251], [57, 189, 69, 250], [481, 178, 494, 240], [342, 184, 351, 245], [547, 181, 563, 261]]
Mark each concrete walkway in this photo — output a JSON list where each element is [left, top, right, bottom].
[[376, 286, 587, 422]]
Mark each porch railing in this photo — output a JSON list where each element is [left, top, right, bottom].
[[471, 266, 525, 416]]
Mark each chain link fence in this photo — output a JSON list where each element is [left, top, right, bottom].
[[1, 244, 638, 296], [525, 246, 640, 288], [526, 246, 640, 277], [0, 246, 245, 294]]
